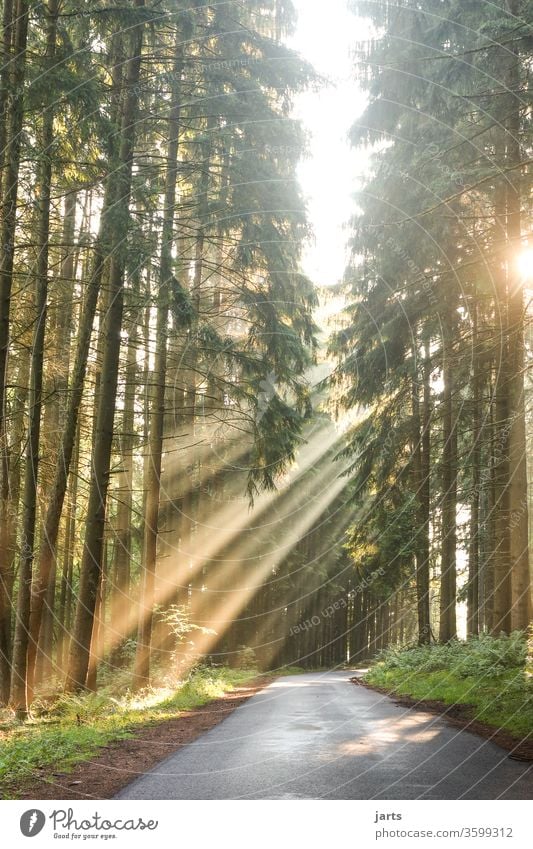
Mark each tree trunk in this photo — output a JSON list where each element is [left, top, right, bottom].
[[505, 0, 531, 630], [65, 5, 145, 692], [109, 285, 138, 664], [26, 30, 130, 699], [0, 0, 14, 196], [57, 420, 80, 673], [0, 0, 29, 494], [467, 303, 481, 637], [439, 309, 457, 643], [492, 133, 512, 635], [34, 190, 78, 686], [0, 351, 28, 702], [134, 31, 183, 687], [482, 391, 496, 633], [10, 0, 58, 716], [0, 0, 29, 705], [411, 338, 431, 644], [36, 560, 56, 685]]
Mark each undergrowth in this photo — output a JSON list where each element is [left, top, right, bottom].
[[0, 666, 258, 798], [365, 632, 533, 738]]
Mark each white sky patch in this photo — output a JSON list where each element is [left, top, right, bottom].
[[289, 0, 373, 286]]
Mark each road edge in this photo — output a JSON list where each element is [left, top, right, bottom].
[[352, 676, 532, 762], [10, 676, 275, 801]]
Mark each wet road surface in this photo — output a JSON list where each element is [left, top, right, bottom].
[[117, 671, 533, 800]]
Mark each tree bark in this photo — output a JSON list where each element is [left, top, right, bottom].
[[505, 0, 531, 630], [25, 29, 129, 699], [0, 0, 29, 705], [10, 0, 58, 717], [467, 303, 481, 636], [109, 282, 138, 664], [492, 133, 512, 634], [65, 3, 145, 692], [0, 0, 14, 197], [411, 337, 431, 644], [133, 32, 182, 687], [57, 420, 80, 673], [439, 306, 457, 643]]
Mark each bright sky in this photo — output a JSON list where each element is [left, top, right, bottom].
[[289, 0, 372, 286]]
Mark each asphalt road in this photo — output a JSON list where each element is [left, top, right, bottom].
[[116, 671, 533, 800]]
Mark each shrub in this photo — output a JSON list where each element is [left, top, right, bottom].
[[50, 692, 120, 723], [234, 646, 257, 670], [372, 632, 527, 680]]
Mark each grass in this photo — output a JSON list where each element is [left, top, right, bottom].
[[271, 665, 308, 676], [365, 632, 533, 739], [0, 666, 260, 798]]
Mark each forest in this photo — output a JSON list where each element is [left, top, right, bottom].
[[0, 0, 531, 770]]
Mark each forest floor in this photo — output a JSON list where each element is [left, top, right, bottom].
[[0, 669, 275, 800]]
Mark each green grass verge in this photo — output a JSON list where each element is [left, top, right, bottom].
[[0, 666, 259, 798], [271, 665, 308, 676], [365, 633, 533, 739]]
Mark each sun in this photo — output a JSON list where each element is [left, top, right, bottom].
[[516, 247, 533, 279]]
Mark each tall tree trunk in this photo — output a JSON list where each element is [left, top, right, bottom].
[[0, 353, 28, 701], [492, 135, 512, 634], [134, 33, 183, 687], [57, 420, 80, 673], [439, 306, 457, 643], [10, 0, 58, 716], [42, 188, 77, 451], [0, 0, 29, 496], [411, 338, 431, 644], [87, 545, 107, 692], [505, 0, 531, 630], [421, 342, 432, 636], [0, 0, 29, 705], [25, 31, 129, 698], [109, 284, 138, 664], [34, 191, 78, 686], [65, 5, 145, 692], [483, 391, 496, 633], [467, 303, 481, 636], [0, 0, 14, 196]]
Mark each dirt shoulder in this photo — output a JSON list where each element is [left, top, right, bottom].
[[14, 676, 274, 800], [353, 677, 532, 762]]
